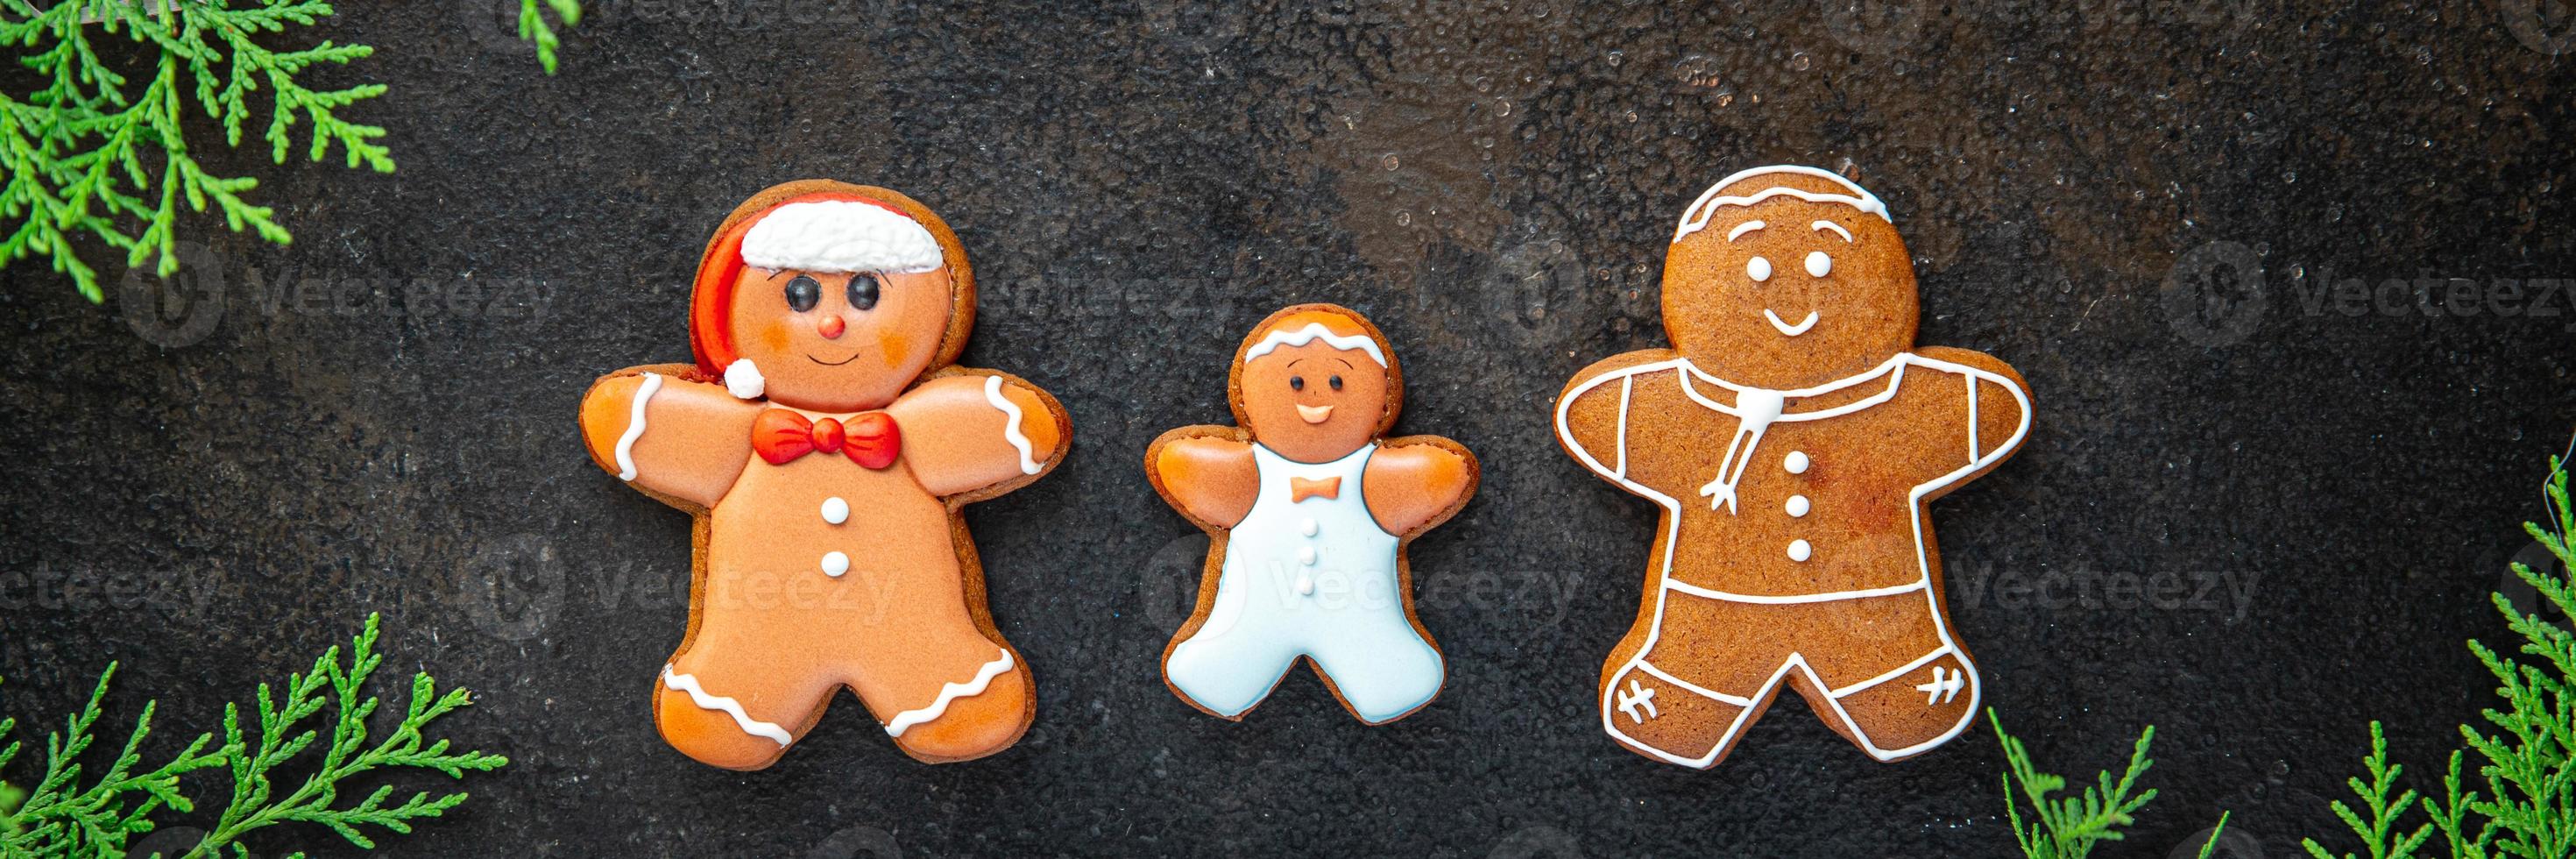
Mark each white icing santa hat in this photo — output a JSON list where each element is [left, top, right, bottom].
[[740, 199, 945, 274], [1671, 165, 1892, 243]]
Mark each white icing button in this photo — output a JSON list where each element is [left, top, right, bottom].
[[1300, 517, 1319, 537], [1806, 250, 1833, 277], [1298, 547, 1318, 565], [1784, 451, 1810, 474], [820, 497, 849, 525], [820, 551, 850, 578], [1746, 256, 1773, 282], [1786, 495, 1811, 517], [1787, 540, 1813, 563], [1295, 574, 1314, 595]]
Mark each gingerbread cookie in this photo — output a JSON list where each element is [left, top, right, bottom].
[[1553, 166, 2033, 769], [1146, 305, 1478, 724], [577, 181, 1070, 769]]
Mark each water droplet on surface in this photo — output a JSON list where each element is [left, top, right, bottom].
[[1790, 52, 1812, 71], [1380, 153, 1400, 170], [1606, 50, 1625, 67], [1394, 210, 1413, 226]]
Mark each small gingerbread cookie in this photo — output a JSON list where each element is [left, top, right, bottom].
[[1553, 166, 2032, 769], [577, 181, 1070, 769], [1146, 304, 1478, 724]]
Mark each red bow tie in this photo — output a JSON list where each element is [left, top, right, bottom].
[[753, 408, 901, 469]]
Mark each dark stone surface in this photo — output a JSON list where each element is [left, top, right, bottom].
[[4, 1, 2573, 856]]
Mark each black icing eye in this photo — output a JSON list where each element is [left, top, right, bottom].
[[1289, 376, 1306, 392], [783, 275, 821, 312], [1328, 374, 1344, 391], [846, 274, 881, 311]]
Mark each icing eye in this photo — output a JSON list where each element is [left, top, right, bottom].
[[846, 274, 881, 310], [1746, 256, 1773, 283], [1328, 374, 1344, 391], [1290, 376, 1306, 392], [783, 275, 821, 312], [1806, 251, 1832, 278]]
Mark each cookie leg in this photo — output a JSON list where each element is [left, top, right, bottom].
[[1305, 616, 1444, 724], [874, 644, 1032, 764], [1164, 623, 1299, 719], [1808, 648, 1980, 762], [653, 659, 817, 771], [1600, 657, 1766, 769]]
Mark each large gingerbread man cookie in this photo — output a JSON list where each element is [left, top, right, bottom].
[[577, 181, 1070, 769], [1554, 166, 2032, 769], [1146, 305, 1478, 724]]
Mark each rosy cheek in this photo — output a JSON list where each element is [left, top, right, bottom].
[[878, 333, 909, 368], [757, 323, 790, 354]]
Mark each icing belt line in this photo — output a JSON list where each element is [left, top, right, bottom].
[[661, 666, 793, 746], [614, 373, 663, 481], [985, 375, 1043, 475], [884, 650, 1015, 737]]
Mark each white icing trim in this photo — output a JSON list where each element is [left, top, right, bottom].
[[725, 359, 765, 400], [1805, 251, 1833, 278], [740, 200, 944, 274], [1555, 351, 2033, 767], [1241, 323, 1389, 367], [883, 650, 1015, 737], [1725, 220, 1766, 241], [984, 375, 1044, 475], [661, 666, 793, 747], [613, 373, 662, 481], [1812, 220, 1854, 242], [1764, 309, 1819, 337], [1674, 165, 1893, 243], [1746, 256, 1773, 282]]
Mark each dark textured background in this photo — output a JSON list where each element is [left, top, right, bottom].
[[4, 1, 2574, 856]]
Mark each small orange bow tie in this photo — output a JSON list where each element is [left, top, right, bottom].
[[752, 408, 901, 470], [1290, 476, 1341, 503]]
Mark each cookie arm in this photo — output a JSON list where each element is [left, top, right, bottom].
[[1553, 350, 1678, 486], [577, 368, 761, 509], [886, 372, 1069, 499], [1145, 430, 1258, 529], [1362, 439, 1479, 536], [1909, 346, 2034, 480]]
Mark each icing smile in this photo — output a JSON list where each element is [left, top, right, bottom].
[[1297, 404, 1334, 424], [806, 351, 861, 366], [1764, 309, 1819, 337]]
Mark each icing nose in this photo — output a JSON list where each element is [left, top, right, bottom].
[[817, 316, 846, 339]]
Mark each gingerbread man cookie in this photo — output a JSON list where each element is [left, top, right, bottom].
[[1146, 305, 1478, 724], [577, 181, 1070, 768], [1554, 166, 2032, 769]]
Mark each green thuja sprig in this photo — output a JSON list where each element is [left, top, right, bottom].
[[518, 0, 579, 75], [0, 614, 506, 857], [1993, 710, 2231, 859], [2305, 451, 2576, 859], [0, 0, 392, 302], [2304, 722, 2434, 859]]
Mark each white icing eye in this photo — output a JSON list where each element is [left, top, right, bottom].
[[1806, 251, 1832, 278], [1746, 256, 1773, 282]]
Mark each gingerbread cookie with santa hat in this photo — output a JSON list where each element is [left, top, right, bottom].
[[577, 181, 1070, 768], [1146, 304, 1478, 725], [1554, 165, 2032, 769]]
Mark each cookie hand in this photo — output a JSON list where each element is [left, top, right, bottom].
[[578, 368, 761, 509]]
